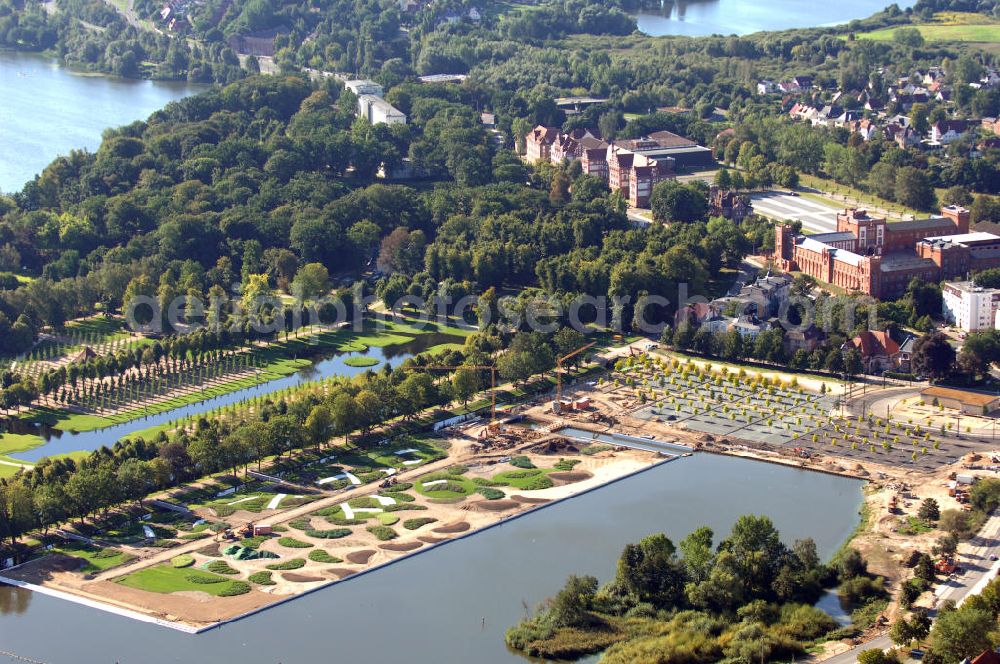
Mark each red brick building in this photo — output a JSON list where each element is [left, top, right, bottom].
[[775, 205, 999, 299]]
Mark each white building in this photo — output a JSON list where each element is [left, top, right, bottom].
[[344, 79, 384, 97], [358, 94, 407, 125], [942, 281, 1000, 332]]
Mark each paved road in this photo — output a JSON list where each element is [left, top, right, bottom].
[[822, 511, 1000, 663], [751, 192, 840, 233]]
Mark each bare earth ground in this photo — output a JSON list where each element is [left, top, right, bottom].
[[7, 436, 662, 629]]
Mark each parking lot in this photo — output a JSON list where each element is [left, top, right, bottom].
[[750, 192, 840, 233]]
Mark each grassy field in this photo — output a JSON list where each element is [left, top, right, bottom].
[[797, 174, 930, 220], [854, 12, 1000, 43], [115, 564, 246, 595], [858, 23, 1000, 42]]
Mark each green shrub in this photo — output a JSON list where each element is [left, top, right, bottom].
[[171, 554, 194, 568], [240, 535, 268, 549], [308, 550, 342, 563], [402, 518, 438, 530], [206, 560, 239, 575], [266, 558, 306, 570], [270, 525, 288, 532], [304, 529, 351, 539], [448, 465, 469, 475], [367, 525, 398, 541], [382, 491, 414, 502], [249, 571, 275, 585], [477, 487, 505, 500], [386, 482, 413, 491], [384, 503, 427, 512], [510, 456, 535, 469], [277, 537, 313, 548], [288, 518, 311, 531], [519, 476, 554, 490], [219, 581, 251, 596], [186, 574, 226, 584], [554, 459, 581, 471]]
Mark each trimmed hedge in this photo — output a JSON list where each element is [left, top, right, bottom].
[[266, 558, 306, 571], [382, 491, 415, 502], [308, 550, 342, 563], [554, 458, 581, 471], [304, 528, 351, 539], [186, 574, 226, 584], [477, 487, 505, 500], [367, 525, 398, 541], [240, 535, 268, 549], [510, 456, 535, 469], [206, 560, 239, 575], [219, 581, 251, 596], [249, 571, 276, 585], [402, 518, 438, 530], [385, 503, 427, 512], [277, 537, 313, 548], [171, 554, 195, 568]]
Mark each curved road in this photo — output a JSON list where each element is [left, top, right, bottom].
[[822, 511, 1000, 663]]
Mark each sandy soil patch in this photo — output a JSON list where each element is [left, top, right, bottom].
[[511, 495, 550, 505], [469, 499, 519, 512], [432, 521, 471, 534], [282, 573, 324, 583], [418, 535, 449, 544], [379, 541, 423, 552], [548, 470, 593, 483], [325, 568, 355, 579], [345, 549, 376, 564]]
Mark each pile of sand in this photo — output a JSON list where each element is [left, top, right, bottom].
[[512, 495, 549, 505], [379, 541, 422, 552], [346, 549, 376, 564], [470, 499, 519, 512], [325, 568, 355, 579], [548, 470, 593, 483], [432, 521, 470, 534], [282, 573, 324, 583]]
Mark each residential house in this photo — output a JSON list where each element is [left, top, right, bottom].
[[708, 186, 753, 223], [929, 119, 973, 145], [757, 80, 777, 95], [897, 335, 916, 373], [525, 126, 559, 163], [781, 323, 826, 354], [842, 329, 900, 373], [739, 273, 793, 318]]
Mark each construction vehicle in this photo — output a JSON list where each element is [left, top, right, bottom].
[[936, 557, 957, 574]]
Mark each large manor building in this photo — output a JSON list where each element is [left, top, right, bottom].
[[525, 126, 714, 208], [775, 205, 1000, 299]]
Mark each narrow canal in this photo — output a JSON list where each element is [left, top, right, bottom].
[[8, 332, 464, 462]]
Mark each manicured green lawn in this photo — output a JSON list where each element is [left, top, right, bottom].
[[414, 473, 478, 499], [116, 564, 244, 595], [0, 432, 46, 456], [344, 356, 380, 367]]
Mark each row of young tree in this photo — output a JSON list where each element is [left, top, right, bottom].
[[0, 323, 588, 548]]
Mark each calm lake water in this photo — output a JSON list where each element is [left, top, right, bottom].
[[0, 51, 205, 193], [7, 332, 465, 462], [0, 453, 864, 663], [634, 0, 915, 36]]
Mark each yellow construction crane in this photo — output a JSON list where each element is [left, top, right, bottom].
[[406, 364, 499, 428], [555, 342, 596, 411]]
